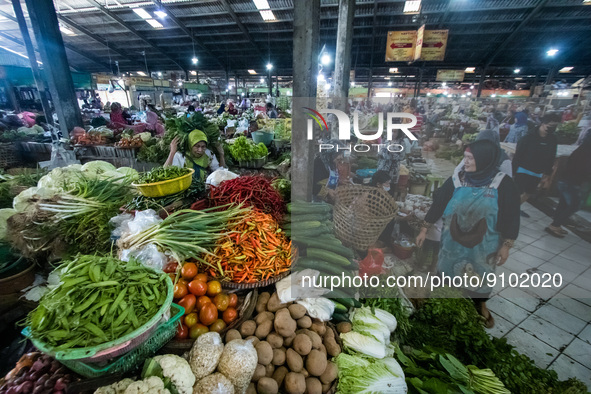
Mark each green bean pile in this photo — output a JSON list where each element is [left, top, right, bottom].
[[26, 255, 169, 350], [137, 166, 191, 184]]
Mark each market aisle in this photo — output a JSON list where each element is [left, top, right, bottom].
[[486, 202, 591, 388]]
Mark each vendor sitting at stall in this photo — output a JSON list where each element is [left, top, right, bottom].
[[165, 129, 220, 181]]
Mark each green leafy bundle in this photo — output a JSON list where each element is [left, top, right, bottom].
[[137, 166, 191, 184], [26, 255, 169, 349], [163, 112, 220, 153], [229, 136, 268, 162], [0, 169, 46, 209]]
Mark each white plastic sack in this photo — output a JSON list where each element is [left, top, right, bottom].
[[206, 168, 239, 187], [119, 243, 168, 271]]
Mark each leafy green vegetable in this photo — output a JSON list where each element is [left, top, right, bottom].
[[0, 168, 46, 209], [164, 112, 220, 153], [336, 353, 407, 393], [137, 138, 170, 163], [137, 166, 191, 184], [229, 136, 268, 162], [271, 178, 291, 201]]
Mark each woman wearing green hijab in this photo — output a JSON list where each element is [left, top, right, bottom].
[[165, 129, 220, 180]]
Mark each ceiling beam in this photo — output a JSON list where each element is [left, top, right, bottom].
[[84, 0, 185, 71], [218, 0, 266, 65], [57, 15, 146, 69], [152, 0, 226, 68], [483, 0, 551, 67]]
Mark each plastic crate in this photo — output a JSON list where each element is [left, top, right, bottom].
[[23, 276, 174, 363], [57, 303, 184, 378]]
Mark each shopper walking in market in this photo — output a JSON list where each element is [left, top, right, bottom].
[[377, 129, 411, 197], [511, 112, 560, 210], [504, 106, 529, 143], [545, 133, 591, 237], [313, 139, 351, 203], [165, 129, 220, 181], [416, 139, 521, 328]]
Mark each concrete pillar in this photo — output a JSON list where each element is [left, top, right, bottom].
[[24, 0, 82, 136], [0, 69, 20, 112], [12, 0, 53, 124], [545, 66, 556, 86], [292, 0, 320, 201], [416, 68, 424, 97], [268, 69, 273, 97], [333, 0, 355, 100], [477, 68, 486, 98], [529, 73, 539, 97]]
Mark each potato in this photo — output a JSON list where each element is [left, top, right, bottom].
[[267, 332, 284, 349], [246, 382, 257, 394], [319, 344, 327, 355], [288, 304, 306, 319], [292, 334, 312, 356], [322, 327, 334, 340], [272, 365, 289, 387], [272, 347, 286, 366], [240, 320, 257, 337], [284, 332, 297, 347], [252, 363, 267, 382], [266, 363, 275, 377], [310, 321, 326, 336], [305, 350, 327, 377], [319, 362, 338, 385], [256, 341, 274, 365], [246, 335, 260, 347], [225, 329, 242, 343], [321, 382, 331, 394], [258, 377, 279, 394], [336, 322, 352, 334], [301, 368, 309, 378], [255, 311, 275, 325], [323, 336, 341, 357], [297, 316, 312, 329], [286, 348, 304, 372], [274, 308, 297, 337], [267, 292, 287, 312], [303, 330, 322, 349], [256, 320, 274, 339], [257, 292, 271, 313], [285, 372, 306, 394], [305, 377, 322, 394]]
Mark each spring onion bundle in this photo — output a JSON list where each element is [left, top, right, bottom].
[[26, 255, 169, 349], [118, 204, 251, 264]]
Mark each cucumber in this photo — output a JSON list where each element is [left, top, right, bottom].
[[332, 298, 357, 309], [292, 226, 331, 238], [296, 258, 350, 276], [332, 301, 348, 314], [332, 313, 350, 323], [295, 238, 354, 259], [326, 288, 356, 299], [291, 213, 330, 223], [307, 248, 351, 267], [289, 204, 332, 215], [297, 221, 322, 229]]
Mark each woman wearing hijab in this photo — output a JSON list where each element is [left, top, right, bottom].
[[504, 107, 529, 143], [312, 140, 350, 202], [227, 102, 238, 115], [456, 129, 512, 177], [109, 102, 128, 128], [416, 140, 520, 328], [216, 103, 226, 115], [377, 129, 410, 197], [165, 129, 220, 181], [145, 109, 165, 136]]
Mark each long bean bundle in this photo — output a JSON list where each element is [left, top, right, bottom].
[[118, 204, 251, 264], [26, 255, 169, 349]]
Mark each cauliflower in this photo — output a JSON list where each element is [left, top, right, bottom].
[[124, 377, 170, 394], [152, 354, 195, 394], [94, 378, 135, 394]]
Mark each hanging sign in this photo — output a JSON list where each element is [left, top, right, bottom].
[[436, 69, 465, 82], [421, 30, 449, 61], [128, 77, 154, 87], [385, 30, 417, 62], [413, 24, 425, 62]]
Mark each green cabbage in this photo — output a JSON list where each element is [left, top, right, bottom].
[[13, 187, 57, 212], [341, 331, 387, 359], [336, 353, 407, 393], [351, 307, 391, 345], [373, 307, 398, 333], [0, 208, 16, 240], [116, 167, 139, 181], [81, 160, 116, 174]]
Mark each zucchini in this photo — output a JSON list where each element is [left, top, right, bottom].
[[296, 258, 350, 276], [332, 301, 348, 314], [332, 312, 350, 323], [295, 238, 354, 259], [307, 248, 351, 267]]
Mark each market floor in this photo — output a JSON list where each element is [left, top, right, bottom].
[[486, 202, 591, 388]]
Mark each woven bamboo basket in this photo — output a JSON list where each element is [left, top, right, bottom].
[[0, 143, 22, 168], [333, 184, 398, 250]]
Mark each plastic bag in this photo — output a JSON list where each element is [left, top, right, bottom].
[[276, 269, 329, 303], [206, 168, 239, 187], [360, 248, 385, 276], [119, 244, 168, 271]]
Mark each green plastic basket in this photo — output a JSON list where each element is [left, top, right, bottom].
[[23, 275, 174, 363], [56, 303, 184, 378]]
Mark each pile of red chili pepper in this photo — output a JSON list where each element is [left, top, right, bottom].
[[202, 209, 293, 283], [209, 175, 286, 221]]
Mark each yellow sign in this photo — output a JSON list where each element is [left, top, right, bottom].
[[414, 25, 425, 62], [93, 74, 112, 85], [128, 77, 154, 87], [421, 30, 449, 61], [436, 70, 465, 82], [385, 30, 417, 62]]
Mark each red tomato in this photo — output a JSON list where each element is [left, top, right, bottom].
[[173, 283, 188, 299], [196, 296, 212, 312], [207, 280, 222, 297], [199, 303, 218, 326], [185, 313, 199, 329], [228, 293, 238, 308], [213, 293, 230, 312], [195, 273, 208, 283], [178, 294, 197, 314], [175, 323, 189, 339], [188, 280, 208, 297], [222, 307, 238, 324], [189, 323, 209, 339], [181, 263, 198, 280], [163, 262, 178, 273]]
